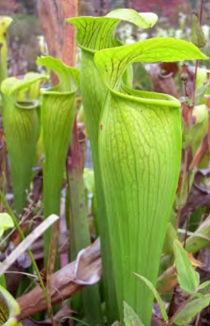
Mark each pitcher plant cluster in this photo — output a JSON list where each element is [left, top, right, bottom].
[[0, 8, 209, 326]]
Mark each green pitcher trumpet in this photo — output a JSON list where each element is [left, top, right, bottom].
[[1, 73, 47, 214], [0, 285, 20, 326], [0, 16, 12, 83], [94, 38, 208, 325], [16, 72, 47, 101], [37, 56, 79, 260], [67, 10, 157, 322]]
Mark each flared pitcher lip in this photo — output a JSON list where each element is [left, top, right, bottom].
[[40, 89, 77, 97], [40, 85, 78, 97], [109, 84, 181, 109]]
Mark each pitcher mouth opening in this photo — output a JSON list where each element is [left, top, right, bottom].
[[110, 84, 181, 109], [16, 100, 39, 110]]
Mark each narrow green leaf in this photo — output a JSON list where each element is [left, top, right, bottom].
[[123, 302, 144, 326], [195, 82, 210, 104], [186, 215, 210, 253], [134, 274, 168, 323], [196, 280, 210, 296], [0, 285, 20, 326], [198, 280, 210, 292], [37, 56, 79, 261], [1, 73, 47, 213], [173, 240, 200, 294], [83, 168, 97, 233], [173, 294, 210, 325], [163, 223, 177, 255]]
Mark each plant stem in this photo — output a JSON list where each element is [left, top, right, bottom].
[[192, 0, 205, 107], [199, 0, 204, 25], [169, 296, 192, 324], [0, 191, 49, 309]]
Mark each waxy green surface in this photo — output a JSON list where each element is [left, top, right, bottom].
[[1, 73, 47, 214], [94, 39, 207, 325], [37, 56, 79, 259], [67, 10, 158, 322]]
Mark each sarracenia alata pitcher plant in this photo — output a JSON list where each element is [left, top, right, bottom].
[[0, 16, 12, 84], [67, 9, 158, 321], [94, 39, 208, 325], [36, 56, 79, 260], [1, 73, 47, 214]]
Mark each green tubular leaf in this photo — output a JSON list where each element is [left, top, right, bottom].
[[67, 10, 157, 323], [123, 301, 144, 326], [92, 36, 206, 325], [173, 294, 210, 325], [0, 17, 12, 44], [0, 17, 13, 83], [37, 56, 79, 260], [3, 100, 39, 214], [1, 74, 46, 214], [97, 86, 181, 326], [173, 240, 199, 294], [0, 285, 20, 326]]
